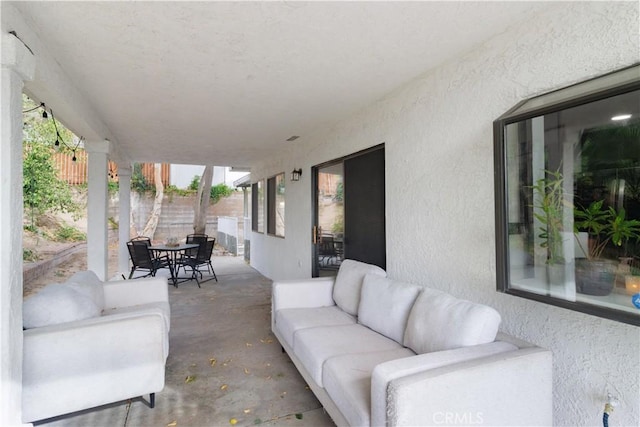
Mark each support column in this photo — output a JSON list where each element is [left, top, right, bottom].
[[85, 140, 110, 281], [117, 163, 132, 276], [1, 33, 35, 427]]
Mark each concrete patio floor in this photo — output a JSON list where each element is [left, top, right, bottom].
[[33, 257, 335, 427]]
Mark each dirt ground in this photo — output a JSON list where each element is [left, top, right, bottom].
[[23, 241, 120, 298], [21, 189, 125, 298]]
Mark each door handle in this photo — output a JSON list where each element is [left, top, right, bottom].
[[312, 226, 318, 244]]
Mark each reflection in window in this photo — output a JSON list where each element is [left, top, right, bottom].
[[267, 173, 285, 237], [251, 180, 264, 233], [317, 163, 344, 272], [495, 66, 640, 325]]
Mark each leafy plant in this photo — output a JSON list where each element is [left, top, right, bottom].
[[532, 170, 568, 265], [210, 184, 233, 204], [55, 226, 86, 242], [335, 182, 344, 202], [189, 175, 200, 191], [574, 200, 640, 259], [23, 141, 79, 228], [165, 184, 193, 197], [23, 248, 39, 262], [131, 163, 152, 193]]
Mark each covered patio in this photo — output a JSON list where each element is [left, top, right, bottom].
[[2, 2, 639, 426]]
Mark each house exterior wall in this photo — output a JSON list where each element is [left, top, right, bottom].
[[250, 2, 640, 426]]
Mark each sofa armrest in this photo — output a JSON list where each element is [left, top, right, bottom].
[[23, 313, 167, 422], [373, 346, 552, 426], [272, 277, 335, 311], [103, 276, 168, 309]]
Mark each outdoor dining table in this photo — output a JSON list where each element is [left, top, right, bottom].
[[148, 243, 199, 286]]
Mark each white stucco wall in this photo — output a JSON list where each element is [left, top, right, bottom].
[[251, 2, 640, 426]]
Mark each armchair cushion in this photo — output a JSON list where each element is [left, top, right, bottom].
[[66, 270, 105, 309], [332, 260, 386, 316], [23, 284, 102, 329], [403, 288, 501, 354], [357, 274, 421, 344]]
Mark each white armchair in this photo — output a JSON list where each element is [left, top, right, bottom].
[[22, 273, 170, 423]]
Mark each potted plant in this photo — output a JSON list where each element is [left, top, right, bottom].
[[532, 170, 569, 284], [574, 200, 640, 295]]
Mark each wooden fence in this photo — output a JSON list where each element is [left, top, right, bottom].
[[53, 151, 170, 186]]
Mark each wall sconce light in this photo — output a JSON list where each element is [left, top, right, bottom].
[[291, 168, 302, 182]]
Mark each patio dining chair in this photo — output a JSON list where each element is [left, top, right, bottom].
[[127, 239, 174, 279], [184, 233, 208, 258], [177, 237, 217, 287]]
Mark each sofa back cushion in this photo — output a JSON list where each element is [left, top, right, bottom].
[[358, 274, 421, 344], [333, 259, 386, 316], [23, 283, 102, 329], [403, 288, 501, 354], [66, 270, 105, 309]]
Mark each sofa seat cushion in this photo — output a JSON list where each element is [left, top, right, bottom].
[[294, 324, 402, 387], [275, 306, 356, 349], [23, 284, 102, 329], [404, 288, 501, 354], [358, 274, 421, 344], [103, 301, 171, 332], [333, 260, 386, 316], [323, 348, 415, 427]]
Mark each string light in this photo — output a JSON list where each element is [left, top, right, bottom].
[[108, 163, 118, 179], [23, 100, 85, 161], [22, 102, 48, 119]]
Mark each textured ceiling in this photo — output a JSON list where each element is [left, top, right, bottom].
[[13, 1, 551, 167]]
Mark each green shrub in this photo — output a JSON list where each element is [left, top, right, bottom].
[[23, 249, 39, 262], [189, 175, 200, 191], [55, 226, 86, 242], [131, 163, 152, 193], [211, 184, 233, 204], [165, 184, 194, 197]]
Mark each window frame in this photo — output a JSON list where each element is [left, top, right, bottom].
[[493, 65, 640, 326]]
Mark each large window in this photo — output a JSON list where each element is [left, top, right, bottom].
[[251, 180, 264, 233], [494, 65, 640, 325], [267, 173, 285, 237]]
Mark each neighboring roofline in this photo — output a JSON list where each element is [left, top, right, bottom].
[[233, 173, 251, 188]]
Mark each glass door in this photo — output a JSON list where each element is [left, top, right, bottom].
[[312, 162, 344, 277], [311, 144, 386, 277]]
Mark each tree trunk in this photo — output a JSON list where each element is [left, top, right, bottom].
[[142, 164, 164, 239], [193, 165, 213, 234]]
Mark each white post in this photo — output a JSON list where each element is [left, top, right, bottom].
[[117, 163, 132, 276], [0, 33, 35, 427], [85, 140, 110, 281]]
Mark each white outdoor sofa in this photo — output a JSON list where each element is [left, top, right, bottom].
[[22, 271, 170, 423], [272, 260, 552, 426]]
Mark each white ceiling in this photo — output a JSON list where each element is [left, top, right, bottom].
[[13, 1, 552, 167]]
